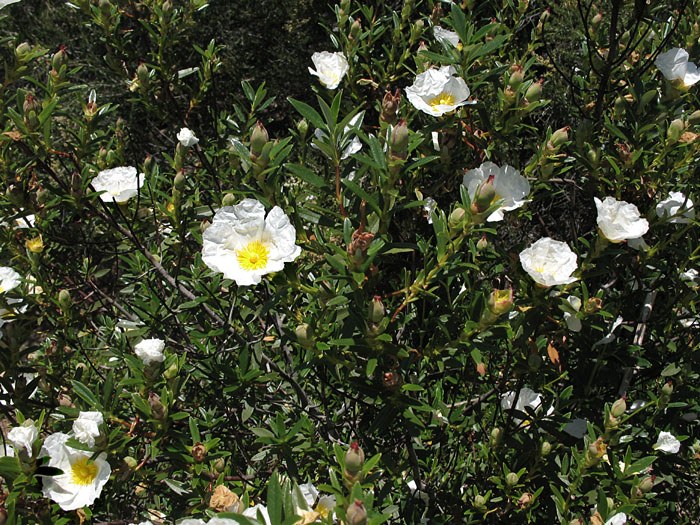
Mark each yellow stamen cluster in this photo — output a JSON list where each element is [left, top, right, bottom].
[[71, 457, 98, 486], [428, 92, 456, 111], [236, 240, 270, 271]]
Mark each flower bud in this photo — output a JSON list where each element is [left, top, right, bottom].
[[15, 42, 32, 61], [148, 392, 167, 420], [349, 18, 361, 40], [611, 397, 627, 418], [667, 118, 685, 143], [473, 494, 486, 509], [383, 371, 402, 390], [505, 472, 519, 487], [410, 19, 424, 42], [369, 295, 385, 323], [517, 492, 533, 508], [508, 65, 524, 90], [661, 381, 673, 396], [525, 79, 543, 102], [163, 363, 178, 380], [222, 193, 236, 207], [587, 148, 599, 166], [26, 235, 43, 253], [390, 119, 409, 160], [591, 11, 603, 26], [486, 289, 513, 315], [250, 121, 269, 158], [212, 457, 226, 473], [57, 393, 73, 407], [605, 412, 620, 431], [448, 207, 466, 229], [345, 500, 367, 525], [550, 126, 570, 148], [136, 62, 150, 88], [638, 475, 654, 493], [345, 441, 365, 474], [173, 172, 185, 190], [489, 427, 502, 447], [584, 297, 602, 314], [295, 323, 314, 348], [296, 118, 308, 138], [52, 45, 68, 72], [476, 235, 488, 251], [540, 441, 552, 456], [471, 175, 496, 214], [191, 441, 207, 463], [585, 437, 607, 466], [380, 89, 401, 125], [539, 8, 550, 23], [688, 110, 700, 126], [347, 229, 375, 268], [58, 289, 72, 312]]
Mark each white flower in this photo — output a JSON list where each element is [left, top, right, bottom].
[[312, 112, 363, 160], [406, 65, 474, 116], [299, 482, 336, 519], [655, 47, 700, 88], [8, 421, 38, 457], [656, 191, 695, 224], [604, 513, 627, 525], [680, 268, 699, 286], [595, 196, 649, 242], [134, 338, 166, 366], [564, 295, 582, 332], [654, 431, 681, 454], [242, 504, 271, 525], [72, 411, 104, 448], [462, 162, 530, 222], [519, 238, 578, 287], [0, 266, 20, 294], [14, 212, 35, 229], [202, 199, 301, 286], [39, 432, 111, 511], [433, 26, 461, 48], [92, 166, 145, 203], [0, 0, 21, 9], [308, 51, 349, 90], [177, 127, 199, 148], [501, 387, 550, 424]]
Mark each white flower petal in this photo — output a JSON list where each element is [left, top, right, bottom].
[[406, 66, 473, 116], [656, 191, 695, 224], [8, 422, 38, 457], [463, 162, 530, 222], [309, 52, 349, 90], [654, 431, 681, 454], [177, 127, 199, 147], [134, 338, 166, 366], [655, 47, 699, 87], [92, 166, 145, 203], [519, 238, 578, 286], [604, 513, 627, 525], [433, 26, 461, 48], [595, 196, 649, 242]]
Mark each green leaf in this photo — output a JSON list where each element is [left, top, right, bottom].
[[285, 163, 327, 189], [267, 473, 283, 525], [288, 98, 326, 130], [71, 380, 99, 408]]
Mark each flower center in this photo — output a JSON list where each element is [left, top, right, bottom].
[[236, 240, 270, 271], [71, 457, 98, 486], [0, 286, 4, 293], [428, 93, 456, 111], [321, 71, 339, 87], [534, 266, 545, 273]]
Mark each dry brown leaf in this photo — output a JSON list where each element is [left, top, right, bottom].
[[210, 484, 241, 513], [547, 342, 561, 371], [679, 131, 698, 143], [3, 131, 23, 141]]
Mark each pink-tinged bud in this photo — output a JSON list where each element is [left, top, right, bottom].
[[591, 11, 603, 26], [136, 62, 149, 87], [52, 45, 68, 72], [381, 89, 401, 125], [390, 119, 409, 160], [200, 218, 210, 233], [585, 437, 607, 466], [471, 174, 496, 214], [661, 382, 673, 396], [350, 18, 361, 40], [550, 126, 570, 148], [508, 65, 524, 90], [517, 492, 533, 508], [347, 229, 375, 267], [487, 289, 514, 315], [250, 121, 269, 157], [688, 110, 700, 125], [345, 500, 368, 525], [369, 295, 385, 323], [611, 397, 627, 418], [222, 193, 236, 207], [476, 235, 488, 251], [525, 79, 543, 102], [539, 8, 550, 23], [383, 371, 402, 390], [638, 475, 654, 493], [345, 441, 365, 474]]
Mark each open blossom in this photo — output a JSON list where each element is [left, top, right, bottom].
[[433, 26, 461, 49], [406, 65, 474, 116], [91, 166, 145, 203], [0, 266, 20, 294], [501, 387, 550, 424], [8, 421, 39, 457], [655, 47, 700, 88], [519, 238, 578, 286], [656, 191, 695, 224], [563, 295, 582, 332], [462, 162, 530, 222], [134, 338, 166, 366], [243, 504, 271, 525], [40, 432, 111, 511], [202, 199, 301, 286], [308, 51, 349, 90], [177, 127, 199, 147], [604, 513, 627, 525], [654, 431, 681, 453], [299, 482, 336, 520], [72, 411, 104, 447], [595, 196, 649, 242]]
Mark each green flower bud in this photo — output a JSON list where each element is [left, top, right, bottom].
[[148, 392, 167, 420], [473, 494, 486, 509], [505, 472, 519, 487], [250, 121, 269, 158], [490, 427, 502, 447], [212, 457, 226, 473], [587, 148, 599, 166], [661, 382, 673, 396], [345, 500, 367, 525], [350, 18, 361, 40], [549, 126, 570, 148], [471, 175, 496, 214], [610, 397, 627, 418], [508, 65, 524, 90], [448, 207, 466, 229], [525, 79, 543, 102], [136, 62, 150, 87], [295, 323, 314, 348], [369, 295, 385, 324], [476, 235, 488, 251], [15, 42, 32, 61], [163, 363, 178, 380], [58, 289, 72, 312], [638, 475, 654, 493], [667, 118, 685, 143], [688, 110, 700, 125], [487, 289, 514, 315], [591, 11, 603, 26], [540, 441, 552, 456], [390, 119, 409, 160], [345, 441, 365, 474], [52, 45, 68, 72], [296, 118, 308, 138], [222, 193, 236, 207]]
